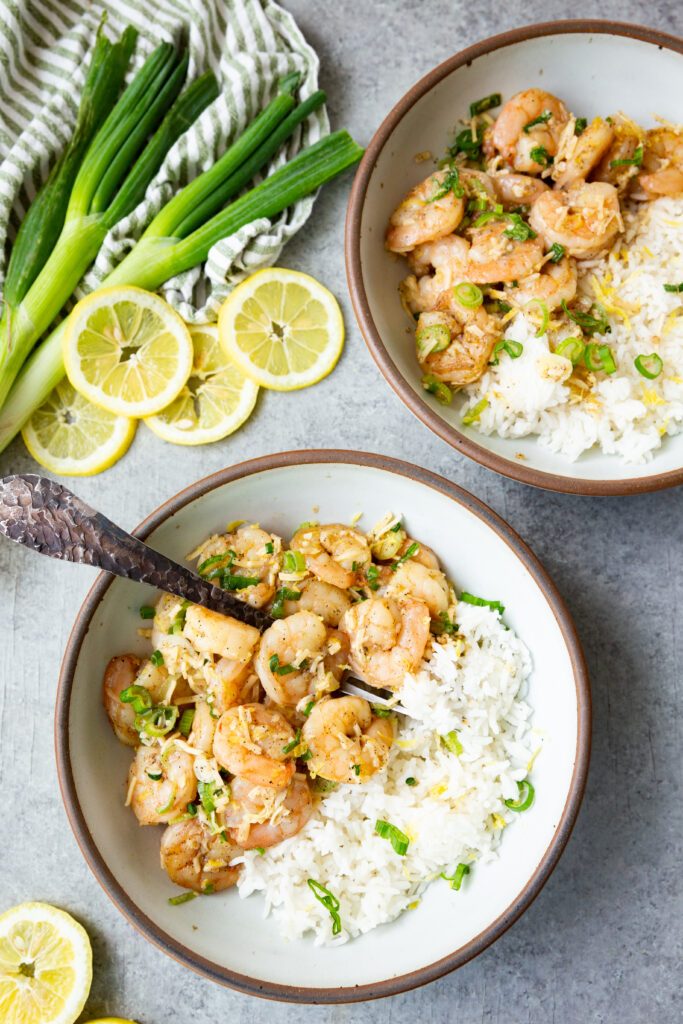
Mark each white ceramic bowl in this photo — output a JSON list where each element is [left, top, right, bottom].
[[56, 452, 590, 1001], [346, 21, 683, 495]]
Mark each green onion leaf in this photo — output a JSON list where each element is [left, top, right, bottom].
[[119, 684, 153, 714], [461, 397, 488, 425], [634, 353, 663, 379], [454, 282, 483, 309], [598, 344, 617, 374], [561, 300, 610, 337], [150, 650, 164, 667], [459, 591, 505, 613], [449, 123, 485, 162], [268, 653, 301, 676], [147, 771, 162, 781], [178, 708, 195, 738], [440, 863, 470, 890], [405, 777, 417, 787], [549, 243, 565, 263], [353, 763, 361, 776], [135, 705, 178, 738], [371, 705, 392, 718], [574, 117, 588, 135], [504, 779, 535, 812], [663, 282, 683, 293], [282, 728, 302, 755], [255, 846, 266, 855], [282, 550, 306, 573], [421, 374, 452, 405], [529, 145, 552, 166], [375, 819, 410, 855], [303, 700, 315, 717], [168, 891, 197, 905], [525, 298, 549, 338], [469, 93, 502, 117], [265, 542, 274, 554], [221, 573, 259, 592], [187, 802, 197, 817], [155, 784, 177, 815], [392, 542, 420, 572], [197, 780, 217, 815], [307, 879, 342, 935], [416, 324, 451, 356], [139, 605, 156, 619], [555, 337, 585, 365], [522, 109, 552, 133], [610, 145, 643, 168], [503, 213, 537, 241], [202, 882, 215, 894], [441, 731, 463, 755], [167, 600, 191, 634], [426, 166, 464, 203], [270, 586, 302, 619], [198, 553, 230, 575], [430, 612, 458, 636]]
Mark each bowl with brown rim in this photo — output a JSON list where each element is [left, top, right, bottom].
[[56, 451, 590, 1001], [345, 20, 683, 495]]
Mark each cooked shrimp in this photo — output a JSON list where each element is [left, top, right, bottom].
[[386, 169, 466, 252], [213, 703, 296, 789], [591, 113, 644, 191], [283, 578, 352, 627], [552, 117, 614, 188], [385, 560, 450, 617], [395, 537, 440, 571], [492, 172, 549, 209], [487, 89, 569, 173], [160, 819, 242, 893], [207, 656, 257, 714], [223, 775, 312, 848], [529, 182, 622, 258], [415, 307, 501, 386], [511, 256, 577, 311], [637, 126, 683, 197], [102, 654, 141, 746], [255, 610, 346, 706], [302, 696, 394, 784], [340, 597, 430, 690], [184, 605, 260, 663], [465, 220, 545, 283], [193, 525, 280, 609], [187, 700, 217, 754], [290, 523, 370, 589], [128, 745, 197, 826]]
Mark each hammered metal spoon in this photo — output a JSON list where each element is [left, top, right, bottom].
[[0, 474, 404, 711]]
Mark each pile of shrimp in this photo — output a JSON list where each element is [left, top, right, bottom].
[[103, 515, 457, 898], [387, 88, 683, 394]]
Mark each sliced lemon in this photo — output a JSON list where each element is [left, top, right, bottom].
[[63, 286, 193, 417], [22, 380, 136, 476], [0, 902, 92, 1024], [144, 324, 258, 445], [83, 1019, 139, 1023], [217, 268, 344, 390]]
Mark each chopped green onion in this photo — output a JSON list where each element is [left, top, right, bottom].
[[353, 763, 361, 776], [504, 779, 535, 812], [300, 748, 313, 761], [522, 109, 552, 133], [525, 298, 549, 337], [178, 709, 195, 738], [441, 731, 463, 755], [392, 542, 419, 572], [167, 600, 191, 634], [197, 780, 217, 815], [416, 323, 451, 357], [574, 117, 587, 135], [454, 282, 483, 308], [440, 863, 470, 890], [584, 342, 614, 372], [555, 337, 585, 365], [598, 344, 617, 374], [270, 586, 302, 619], [150, 650, 164, 667], [421, 374, 452, 405], [375, 819, 410, 856], [303, 700, 315, 717], [610, 145, 643, 168], [265, 542, 274, 554], [426, 166, 464, 202], [503, 213, 537, 241], [147, 771, 162, 781], [489, 338, 523, 366], [119, 684, 153, 714], [220, 573, 259, 591], [562, 300, 610, 337], [297, 520, 317, 532], [449, 123, 485, 162], [307, 879, 342, 935], [430, 611, 458, 636], [405, 777, 417, 787], [529, 144, 552, 166], [282, 728, 302, 755], [168, 891, 197, 905], [139, 605, 156, 619], [135, 705, 178, 737], [462, 397, 488, 425], [155, 784, 177, 815], [187, 802, 197, 817], [663, 282, 683, 293], [469, 93, 502, 117], [282, 550, 306, 573], [269, 653, 301, 676], [202, 882, 215, 894], [634, 353, 663, 379], [366, 564, 380, 591], [549, 243, 565, 263], [198, 553, 229, 575], [459, 591, 505, 613], [255, 846, 266, 855], [371, 706, 392, 718]]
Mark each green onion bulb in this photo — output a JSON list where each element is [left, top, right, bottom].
[[634, 353, 663, 379], [454, 282, 483, 309], [416, 323, 451, 357], [555, 337, 586, 365]]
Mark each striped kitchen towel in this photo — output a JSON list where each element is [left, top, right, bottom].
[[0, 0, 327, 322]]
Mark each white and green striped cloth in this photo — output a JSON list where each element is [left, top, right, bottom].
[[0, 0, 327, 322]]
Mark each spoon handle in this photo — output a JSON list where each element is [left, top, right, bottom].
[[0, 474, 271, 631]]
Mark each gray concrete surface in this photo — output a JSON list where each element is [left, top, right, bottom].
[[1, 1, 681, 1021]]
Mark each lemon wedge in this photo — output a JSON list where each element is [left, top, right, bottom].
[[0, 902, 92, 1024], [22, 380, 136, 476], [144, 325, 258, 445], [217, 268, 344, 390], [63, 286, 193, 417]]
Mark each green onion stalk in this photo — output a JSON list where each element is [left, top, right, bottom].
[[0, 124, 362, 453], [0, 29, 221, 409]]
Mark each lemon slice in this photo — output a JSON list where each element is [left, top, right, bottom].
[[63, 286, 193, 417], [144, 325, 258, 445], [0, 902, 92, 1024], [83, 1019, 139, 1023], [22, 380, 136, 476], [217, 268, 344, 390]]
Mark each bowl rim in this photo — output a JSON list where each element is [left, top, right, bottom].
[[55, 449, 591, 1003], [345, 19, 683, 497]]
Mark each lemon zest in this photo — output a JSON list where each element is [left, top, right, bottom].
[[429, 782, 448, 799], [408, 900, 421, 910], [492, 813, 507, 830], [393, 737, 418, 750], [526, 745, 543, 772], [641, 384, 666, 408]]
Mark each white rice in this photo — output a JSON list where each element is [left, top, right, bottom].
[[461, 197, 683, 462], [234, 601, 535, 944]]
